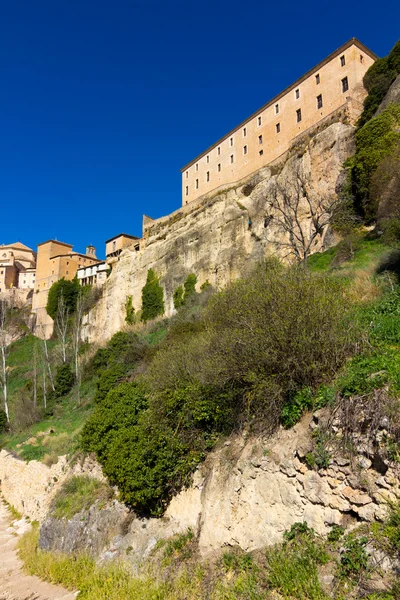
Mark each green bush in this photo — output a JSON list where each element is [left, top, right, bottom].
[[281, 387, 313, 428], [183, 273, 197, 302], [358, 41, 400, 128], [173, 285, 184, 309], [54, 364, 75, 398], [81, 382, 147, 460], [141, 268, 164, 322], [350, 104, 400, 222], [339, 537, 369, 579], [50, 475, 113, 519], [94, 364, 128, 403], [0, 409, 8, 432], [46, 277, 81, 320], [125, 296, 135, 325]]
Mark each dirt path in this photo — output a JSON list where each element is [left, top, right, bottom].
[[0, 501, 77, 600]]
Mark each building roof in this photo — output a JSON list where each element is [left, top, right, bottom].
[[37, 239, 73, 249], [181, 37, 378, 172], [0, 242, 35, 252], [105, 233, 140, 244], [50, 252, 102, 262]]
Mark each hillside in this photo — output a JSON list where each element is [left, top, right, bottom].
[[0, 39, 400, 600]]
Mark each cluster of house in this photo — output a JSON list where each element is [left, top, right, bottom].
[[1, 38, 377, 337], [0, 233, 140, 336]]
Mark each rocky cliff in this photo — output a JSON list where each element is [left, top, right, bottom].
[[84, 107, 354, 344]]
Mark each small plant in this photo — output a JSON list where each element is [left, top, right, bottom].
[[183, 273, 197, 302], [284, 521, 315, 541], [339, 536, 369, 579], [281, 387, 313, 428], [222, 550, 254, 572], [306, 429, 331, 470], [200, 280, 211, 291], [162, 528, 195, 562], [327, 524, 345, 543]]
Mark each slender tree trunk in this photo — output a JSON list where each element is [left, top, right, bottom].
[[42, 335, 55, 392]]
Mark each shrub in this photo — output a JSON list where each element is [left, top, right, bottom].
[[125, 296, 135, 325], [46, 277, 81, 320], [280, 387, 313, 428], [141, 268, 164, 322], [81, 382, 148, 460], [339, 537, 369, 579], [183, 274, 197, 302], [94, 364, 129, 403], [0, 409, 7, 432], [173, 285, 184, 309], [54, 364, 75, 398], [350, 104, 400, 222]]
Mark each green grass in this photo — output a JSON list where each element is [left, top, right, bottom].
[[308, 235, 391, 274], [50, 476, 113, 519]]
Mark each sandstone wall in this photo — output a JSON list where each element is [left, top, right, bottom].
[[84, 112, 354, 344], [0, 450, 104, 522]]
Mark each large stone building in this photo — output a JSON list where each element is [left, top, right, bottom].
[[181, 38, 376, 205], [0, 242, 36, 295], [32, 240, 101, 338]]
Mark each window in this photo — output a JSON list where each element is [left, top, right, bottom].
[[315, 73, 320, 84], [206, 155, 210, 163], [257, 116, 262, 126], [295, 88, 300, 99], [258, 134, 263, 144], [296, 108, 302, 122], [243, 127, 247, 137], [259, 150, 264, 156], [113, 241, 116, 250], [230, 137, 234, 146], [217, 146, 221, 155], [342, 76, 349, 93], [275, 103, 279, 114], [360, 54, 364, 63], [218, 163, 221, 171], [243, 145, 248, 155], [230, 154, 234, 163], [185, 186, 188, 196], [276, 123, 280, 133], [195, 163, 199, 171], [340, 55, 345, 67], [186, 171, 189, 179], [317, 94, 323, 109], [195, 179, 199, 189], [206, 171, 210, 182]]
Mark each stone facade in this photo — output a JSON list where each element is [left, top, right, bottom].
[[181, 38, 376, 205], [0, 242, 36, 295], [32, 240, 101, 339]]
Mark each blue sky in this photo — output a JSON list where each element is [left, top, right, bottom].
[[0, 1, 398, 259]]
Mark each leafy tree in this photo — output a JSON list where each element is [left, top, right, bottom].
[[141, 269, 164, 322], [53, 363, 75, 398], [46, 278, 81, 320]]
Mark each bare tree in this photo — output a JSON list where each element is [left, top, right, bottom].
[[264, 165, 337, 263], [72, 289, 86, 404], [38, 323, 55, 393], [55, 290, 69, 363], [0, 299, 10, 423]]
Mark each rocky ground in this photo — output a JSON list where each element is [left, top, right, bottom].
[[0, 501, 76, 600]]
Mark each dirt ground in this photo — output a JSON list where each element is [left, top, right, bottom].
[[0, 500, 77, 600]]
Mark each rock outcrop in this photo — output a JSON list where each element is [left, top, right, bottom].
[[84, 108, 354, 344]]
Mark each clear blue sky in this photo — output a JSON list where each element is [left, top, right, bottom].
[[0, 1, 398, 259]]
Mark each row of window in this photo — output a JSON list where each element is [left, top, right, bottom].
[[186, 76, 349, 180]]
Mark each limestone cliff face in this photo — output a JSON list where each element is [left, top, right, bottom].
[[84, 110, 354, 344]]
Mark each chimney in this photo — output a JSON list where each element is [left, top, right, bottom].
[[86, 245, 96, 258]]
